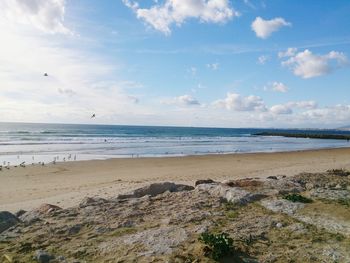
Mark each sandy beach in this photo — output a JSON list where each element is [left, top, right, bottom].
[[1, 147, 350, 213]]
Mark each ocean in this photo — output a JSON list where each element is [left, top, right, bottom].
[[0, 122, 350, 165]]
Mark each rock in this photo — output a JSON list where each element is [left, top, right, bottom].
[[20, 204, 61, 224], [36, 204, 62, 214], [276, 222, 283, 228], [68, 224, 82, 235], [267, 176, 278, 180], [222, 179, 263, 188], [262, 179, 303, 195], [117, 182, 193, 199], [79, 197, 107, 208], [305, 183, 315, 190], [15, 209, 26, 217], [195, 179, 215, 186], [123, 226, 188, 256], [196, 183, 264, 205], [35, 250, 55, 263], [310, 188, 350, 200], [261, 199, 305, 215], [0, 211, 19, 233]]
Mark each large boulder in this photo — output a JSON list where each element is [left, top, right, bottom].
[[261, 199, 305, 215], [195, 179, 216, 186], [310, 188, 350, 201], [20, 204, 61, 224], [0, 211, 19, 233], [196, 183, 263, 205], [117, 182, 194, 199]]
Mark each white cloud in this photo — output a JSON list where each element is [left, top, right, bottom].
[[270, 104, 293, 115], [251, 16, 291, 39], [123, 0, 239, 35], [271, 82, 288, 93], [0, 17, 146, 123], [213, 93, 267, 112], [281, 49, 348, 78], [58, 88, 76, 96], [257, 55, 269, 65], [278, 47, 297, 58], [207, 63, 219, 70], [0, 0, 71, 34], [288, 100, 318, 110], [269, 100, 317, 115], [301, 104, 350, 125], [162, 95, 200, 106]]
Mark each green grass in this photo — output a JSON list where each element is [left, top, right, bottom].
[[199, 232, 234, 261], [284, 194, 313, 203], [337, 198, 350, 207]]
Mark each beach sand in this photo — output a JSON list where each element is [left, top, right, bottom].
[[1, 147, 350, 213]]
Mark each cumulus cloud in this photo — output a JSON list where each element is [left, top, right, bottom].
[[0, 0, 71, 34], [269, 100, 317, 115], [163, 94, 200, 106], [270, 104, 292, 115], [278, 47, 297, 58], [213, 93, 267, 112], [271, 82, 288, 93], [281, 49, 348, 78], [251, 17, 291, 39], [302, 104, 350, 124], [123, 0, 239, 35]]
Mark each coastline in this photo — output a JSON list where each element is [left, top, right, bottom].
[[1, 147, 350, 213]]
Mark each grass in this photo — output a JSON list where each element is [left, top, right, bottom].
[[337, 198, 350, 207], [109, 227, 137, 237], [199, 232, 234, 261], [283, 194, 313, 203]]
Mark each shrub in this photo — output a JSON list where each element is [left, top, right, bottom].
[[284, 193, 313, 203], [199, 232, 234, 260]]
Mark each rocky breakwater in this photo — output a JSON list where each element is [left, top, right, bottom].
[[1, 170, 350, 262]]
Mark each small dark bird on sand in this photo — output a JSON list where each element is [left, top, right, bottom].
[[44, 73, 48, 77], [91, 113, 96, 118]]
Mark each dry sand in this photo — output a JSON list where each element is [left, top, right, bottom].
[[1, 147, 350, 212]]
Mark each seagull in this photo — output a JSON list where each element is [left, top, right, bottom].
[[91, 113, 96, 118], [44, 73, 48, 77]]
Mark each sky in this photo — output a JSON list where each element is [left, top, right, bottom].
[[0, 0, 350, 128]]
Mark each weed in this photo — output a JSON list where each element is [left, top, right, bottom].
[[199, 232, 234, 261], [284, 194, 313, 203]]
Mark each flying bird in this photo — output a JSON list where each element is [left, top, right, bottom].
[[44, 73, 48, 77], [91, 113, 96, 118]]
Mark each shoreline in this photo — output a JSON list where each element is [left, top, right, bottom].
[[1, 147, 350, 213], [2, 144, 350, 166]]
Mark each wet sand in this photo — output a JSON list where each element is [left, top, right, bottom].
[[1, 147, 350, 212]]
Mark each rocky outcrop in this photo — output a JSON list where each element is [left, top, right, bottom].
[[196, 183, 264, 205], [117, 182, 194, 199], [20, 204, 61, 224], [0, 211, 19, 233], [2, 171, 350, 262], [261, 199, 305, 215], [310, 188, 350, 200]]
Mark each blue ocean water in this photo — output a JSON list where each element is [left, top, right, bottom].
[[0, 122, 350, 165]]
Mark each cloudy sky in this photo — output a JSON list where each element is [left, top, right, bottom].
[[0, 0, 350, 128]]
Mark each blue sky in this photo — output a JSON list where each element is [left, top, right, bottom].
[[0, 0, 350, 128]]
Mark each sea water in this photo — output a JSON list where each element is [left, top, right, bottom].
[[0, 122, 350, 165]]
